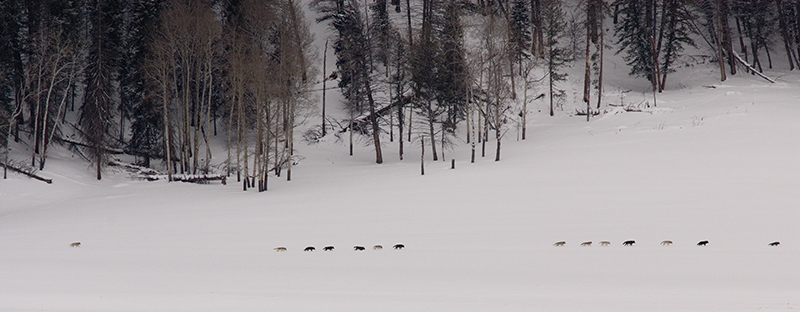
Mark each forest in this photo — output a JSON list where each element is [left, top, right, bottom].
[[1, 0, 799, 188]]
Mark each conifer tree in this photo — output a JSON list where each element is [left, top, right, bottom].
[[371, 0, 392, 70], [0, 0, 22, 177], [125, 0, 163, 167], [614, 0, 658, 91], [658, 0, 695, 89], [315, 0, 383, 163], [82, 0, 123, 180], [437, 0, 468, 141], [510, 0, 532, 68], [542, 0, 569, 116]]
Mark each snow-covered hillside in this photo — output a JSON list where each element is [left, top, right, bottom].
[[2, 63, 798, 311], [3, 0, 800, 310]]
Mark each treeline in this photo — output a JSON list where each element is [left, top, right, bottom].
[[313, 0, 800, 166], [0, 0, 314, 188], [2, 0, 799, 183]]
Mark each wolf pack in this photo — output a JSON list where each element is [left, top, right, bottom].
[[552, 240, 781, 247], [273, 244, 405, 252], [69, 240, 783, 249]]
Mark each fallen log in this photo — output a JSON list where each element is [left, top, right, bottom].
[[108, 160, 161, 181], [2, 162, 53, 184], [338, 95, 409, 134], [172, 174, 227, 184], [732, 51, 776, 83], [574, 109, 601, 116], [61, 138, 125, 154]]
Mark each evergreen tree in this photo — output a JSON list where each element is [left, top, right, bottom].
[[542, 0, 569, 116], [315, 0, 368, 114], [371, 0, 392, 69], [314, 0, 383, 163], [732, 0, 776, 72], [614, 0, 658, 90], [409, 2, 443, 161], [776, 0, 798, 69], [82, 0, 123, 180], [510, 0, 532, 67], [437, 0, 468, 138], [409, 0, 469, 161], [658, 0, 695, 89], [124, 0, 164, 167], [0, 0, 27, 171]]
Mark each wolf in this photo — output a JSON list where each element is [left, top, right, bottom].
[[769, 241, 780, 246], [304, 246, 316, 252], [599, 241, 610, 246], [373, 245, 383, 250], [353, 246, 365, 251], [69, 242, 81, 248], [393, 244, 405, 250], [580, 241, 592, 246], [274, 247, 287, 252], [622, 240, 635, 246], [553, 241, 566, 247], [323, 246, 335, 251], [697, 240, 709, 246], [660, 240, 673, 246]]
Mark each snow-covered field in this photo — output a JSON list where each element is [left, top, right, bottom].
[[3, 2, 800, 306], [2, 65, 798, 311]]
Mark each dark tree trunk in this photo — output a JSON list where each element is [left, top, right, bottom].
[[776, 0, 795, 70], [719, 0, 737, 75], [736, 17, 748, 67]]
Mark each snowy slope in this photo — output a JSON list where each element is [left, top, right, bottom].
[[2, 1, 800, 309], [2, 66, 798, 311]]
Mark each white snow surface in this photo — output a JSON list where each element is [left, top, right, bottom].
[[3, 6, 800, 309], [3, 69, 799, 311]]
